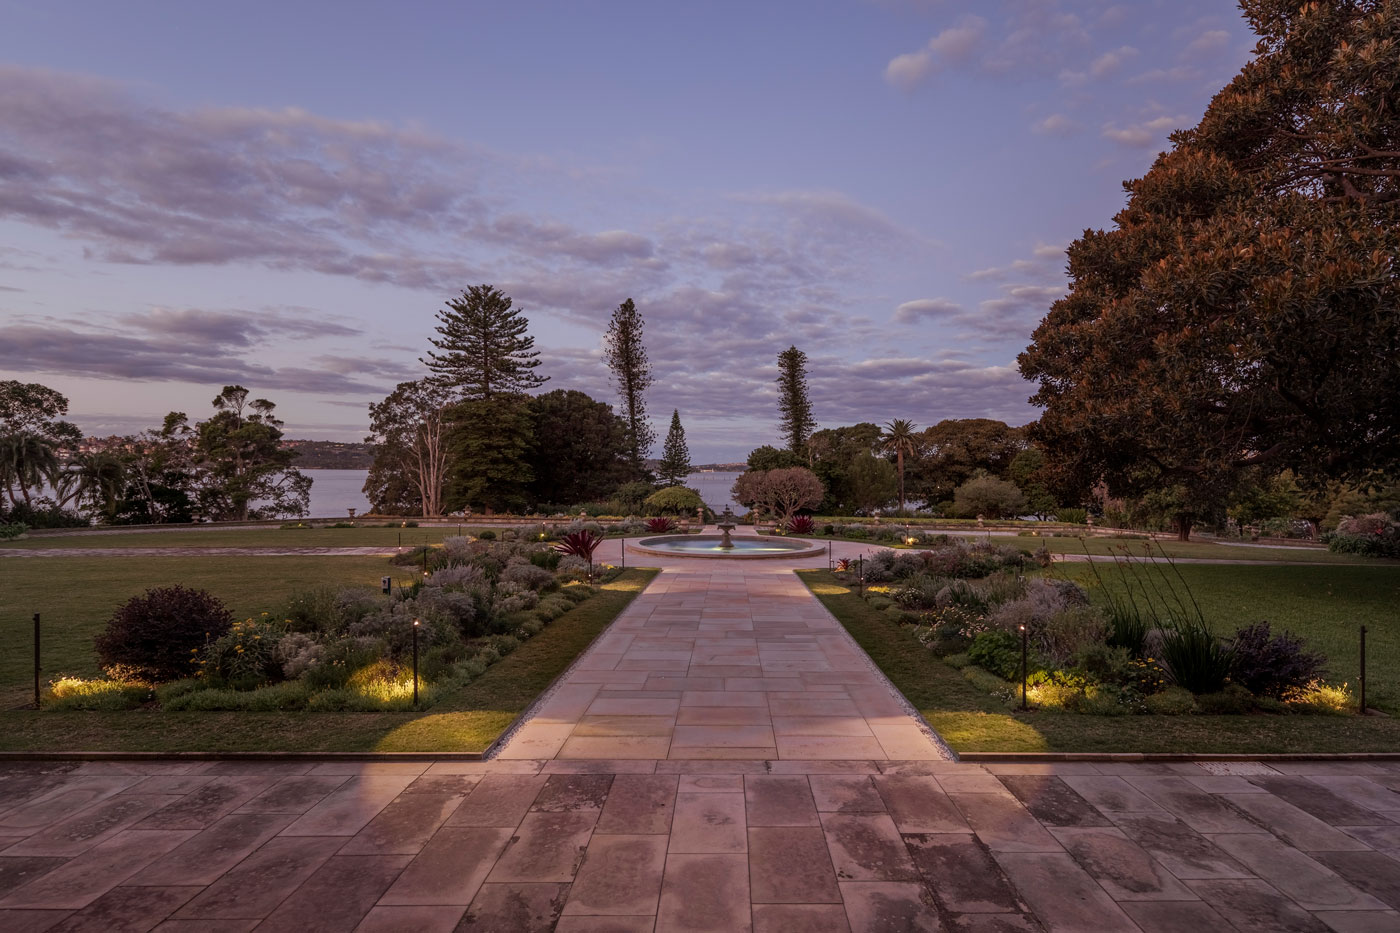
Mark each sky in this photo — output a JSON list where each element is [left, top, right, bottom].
[[0, 0, 1258, 461]]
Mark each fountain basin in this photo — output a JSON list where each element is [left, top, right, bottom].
[[629, 534, 825, 560]]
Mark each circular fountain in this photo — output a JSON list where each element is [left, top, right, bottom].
[[628, 506, 826, 560]]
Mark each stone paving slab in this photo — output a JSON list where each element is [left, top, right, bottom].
[[3, 758, 1399, 930], [495, 556, 952, 762]]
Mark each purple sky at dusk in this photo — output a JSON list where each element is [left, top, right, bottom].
[[0, 0, 1256, 460]]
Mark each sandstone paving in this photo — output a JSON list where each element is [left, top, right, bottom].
[[3, 561, 1400, 929], [3, 758, 1396, 929]]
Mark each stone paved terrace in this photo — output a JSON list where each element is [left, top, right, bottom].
[[2, 758, 1400, 931]]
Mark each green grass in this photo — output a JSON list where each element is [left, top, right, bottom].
[[2, 526, 484, 550], [0, 568, 656, 753], [798, 569, 1400, 754], [1, 523, 686, 550], [792, 532, 1389, 565], [1, 555, 404, 707], [1053, 561, 1400, 713]]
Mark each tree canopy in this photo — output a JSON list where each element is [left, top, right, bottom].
[[1020, 0, 1400, 537], [527, 389, 630, 507], [603, 298, 655, 478], [424, 285, 547, 400], [657, 409, 692, 488], [776, 345, 815, 454]]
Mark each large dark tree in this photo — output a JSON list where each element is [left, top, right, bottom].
[[656, 410, 692, 488], [444, 394, 535, 513], [192, 387, 309, 521], [911, 419, 1025, 504], [527, 390, 629, 506], [1019, 0, 1400, 539], [603, 298, 655, 477], [776, 345, 815, 454], [365, 379, 453, 517], [424, 285, 547, 400], [0, 380, 81, 511]]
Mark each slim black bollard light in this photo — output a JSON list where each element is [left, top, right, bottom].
[[33, 613, 40, 709], [621, 538, 625, 570], [412, 618, 420, 706], [828, 540, 833, 570], [1360, 625, 1368, 715], [1019, 624, 1029, 711]]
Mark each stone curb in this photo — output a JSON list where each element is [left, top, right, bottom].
[[958, 751, 1400, 762], [0, 750, 485, 761]]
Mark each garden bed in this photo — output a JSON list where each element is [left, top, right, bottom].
[[0, 567, 656, 753], [797, 556, 1400, 754]]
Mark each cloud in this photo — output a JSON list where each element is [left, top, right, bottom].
[[1183, 29, 1231, 58], [894, 298, 963, 324], [1101, 115, 1184, 148], [1059, 45, 1138, 86], [884, 15, 987, 90], [1033, 113, 1081, 136]]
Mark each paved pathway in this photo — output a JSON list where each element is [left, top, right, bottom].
[[2, 757, 1399, 931], [499, 561, 949, 762]]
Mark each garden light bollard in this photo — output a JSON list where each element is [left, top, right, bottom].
[[621, 538, 625, 570], [412, 618, 420, 706], [1019, 624, 1029, 711], [33, 612, 40, 709], [1360, 625, 1367, 715]]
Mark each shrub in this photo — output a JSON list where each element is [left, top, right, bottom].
[[968, 630, 1028, 681], [1039, 606, 1109, 667], [1326, 513, 1400, 558], [1196, 683, 1254, 714], [529, 548, 562, 570], [46, 676, 149, 710], [787, 516, 816, 534], [1145, 686, 1198, 715], [1056, 508, 1087, 524], [645, 485, 705, 516], [164, 680, 310, 712], [428, 564, 486, 590], [477, 529, 497, 540], [645, 516, 678, 533], [0, 522, 27, 539], [95, 586, 233, 682], [1105, 604, 1149, 658], [301, 638, 381, 691], [201, 619, 288, 689], [555, 530, 604, 575], [1157, 619, 1234, 694], [1285, 681, 1353, 714], [501, 563, 557, 592], [1229, 622, 1327, 698]]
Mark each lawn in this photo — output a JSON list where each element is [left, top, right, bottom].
[[2, 523, 689, 550], [798, 567, 1400, 754], [790, 531, 1388, 565], [0, 564, 656, 753]]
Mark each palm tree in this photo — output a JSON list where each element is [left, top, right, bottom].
[[0, 433, 61, 508], [58, 452, 126, 520], [880, 419, 919, 513]]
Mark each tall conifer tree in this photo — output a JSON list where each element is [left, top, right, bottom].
[[603, 298, 655, 476], [423, 285, 546, 400], [657, 409, 692, 487], [776, 345, 815, 454]]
